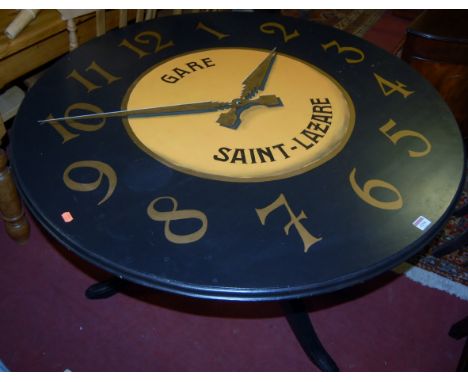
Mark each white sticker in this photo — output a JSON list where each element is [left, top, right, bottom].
[[412, 216, 431, 231]]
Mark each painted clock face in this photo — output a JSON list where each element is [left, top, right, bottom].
[[11, 13, 464, 301]]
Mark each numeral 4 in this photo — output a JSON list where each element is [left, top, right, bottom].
[[374, 73, 415, 98]]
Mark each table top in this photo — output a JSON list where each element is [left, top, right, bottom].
[[10, 12, 466, 301]]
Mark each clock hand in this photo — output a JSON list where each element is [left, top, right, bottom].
[[40, 50, 280, 126], [217, 95, 283, 129], [218, 48, 280, 128], [240, 47, 277, 100], [38, 101, 232, 123]]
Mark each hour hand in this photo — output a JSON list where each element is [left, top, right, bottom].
[[241, 47, 277, 100], [217, 95, 283, 129]]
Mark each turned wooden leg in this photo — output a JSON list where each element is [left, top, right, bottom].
[[0, 148, 30, 243]]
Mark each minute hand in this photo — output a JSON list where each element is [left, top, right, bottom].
[[38, 101, 232, 124]]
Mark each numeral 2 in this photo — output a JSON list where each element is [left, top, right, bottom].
[[260, 22, 300, 43]]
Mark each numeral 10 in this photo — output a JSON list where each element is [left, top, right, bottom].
[[45, 103, 105, 143]]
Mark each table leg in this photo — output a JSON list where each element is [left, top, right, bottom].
[[0, 148, 30, 243], [449, 316, 468, 371], [85, 277, 126, 299], [281, 299, 339, 371]]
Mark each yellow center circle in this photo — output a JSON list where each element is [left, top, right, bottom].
[[123, 48, 355, 182]]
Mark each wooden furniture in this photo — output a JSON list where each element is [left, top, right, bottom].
[[0, 121, 28, 243], [0, 10, 145, 88], [0, 10, 150, 243], [402, 10, 468, 139]]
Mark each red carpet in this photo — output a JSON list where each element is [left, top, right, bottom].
[[0, 213, 466, 371], [0, 11, 467, 371]]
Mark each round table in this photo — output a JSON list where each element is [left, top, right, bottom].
[[10, 12, 465, 370]]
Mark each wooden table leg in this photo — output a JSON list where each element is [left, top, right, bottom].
[[281, 299, 339, 371], [0, 147, 30, 243]]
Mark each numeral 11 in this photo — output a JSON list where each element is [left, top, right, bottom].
[[67, 61, 121, 92]]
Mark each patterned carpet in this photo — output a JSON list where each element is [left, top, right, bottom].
[[409, 176, 468, 288], [281, 9, 386, 37]]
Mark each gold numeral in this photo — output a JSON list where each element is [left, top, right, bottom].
[[119, 30, 174, 58], [379, 119, 431, 158], [45, 103, 106, 143], [260, 22, 300, 43], [67, 61, 121, 92], [119, 38, 149, 58], [374, 73, 415, 98], [321, 40, 365, 64], [147, 196, 208, 244], [349, 168, 403, 210], [63, 160, 117, 206], [255, 193, 321, 253], [45, 117, 79, 143], [196, 21, 230, 40]]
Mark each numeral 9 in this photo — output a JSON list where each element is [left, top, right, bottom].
[[63, 160, 117, 206]]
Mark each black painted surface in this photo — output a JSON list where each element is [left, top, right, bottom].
[[11, 13, 465, 301]]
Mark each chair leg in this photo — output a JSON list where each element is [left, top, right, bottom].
[[0, 148, 30, 243]]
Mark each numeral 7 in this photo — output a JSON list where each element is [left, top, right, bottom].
[[256, 193, 321, 253]]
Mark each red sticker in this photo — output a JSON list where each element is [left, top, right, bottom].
[[61, 212, 74, 223]]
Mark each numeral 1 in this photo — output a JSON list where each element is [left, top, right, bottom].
[[67, 61, 121, 92], [196, 22, 230, 40], [256, 193, 321, 253]]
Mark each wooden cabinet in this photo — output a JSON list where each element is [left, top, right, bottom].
[[402, 10, 468, 139]]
